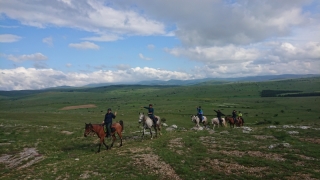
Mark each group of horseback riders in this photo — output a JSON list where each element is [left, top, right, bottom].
[[101, 104, 158, 137], [197, 106, 244, 125], [102, 104, 245, 136]]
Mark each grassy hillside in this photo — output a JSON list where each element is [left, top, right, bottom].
[[0, 77, 320, 179]]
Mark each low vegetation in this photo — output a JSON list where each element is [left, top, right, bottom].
[[0, 77, 320, 179]]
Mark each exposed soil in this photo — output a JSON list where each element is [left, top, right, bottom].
[[200, 158, 269, 177], [168, 138, 188, 155], [0, 147, 44, 169], [298, 137, 320, 144], [130, 148, 182, 180], [60, 104, 97, 110]]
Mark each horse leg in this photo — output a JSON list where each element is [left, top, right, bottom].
[[142, 127, 145, 138], [158, 124, 162, 136], [149, 128, 153, 139], [102, 140, 109, 150], [118, 131, 123, 147], [97, 143, 101, 153], [154, 126, 158, 138], [110, 134, 116, 148]]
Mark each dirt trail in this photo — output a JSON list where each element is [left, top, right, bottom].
[[60, 104, 97, 110]]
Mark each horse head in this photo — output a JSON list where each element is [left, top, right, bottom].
[[138, 112, 145, 124], [191, 115, 197, 122], [84, 123, 93, 137]]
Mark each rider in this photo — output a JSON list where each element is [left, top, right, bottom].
[[197, 106, 203, 123], [214, 109, 225, 125], [102, 108, 117, 138], [142, 104, 157, 125], [238, 111, 244, 123], [232, 110, 237, 123]]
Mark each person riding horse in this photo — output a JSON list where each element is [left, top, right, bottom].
[[214, 109, 225, 125], [142, 104, 157, 126], [232, 110, 237, 123], [238, 111, 244, 123], [102, 108, 117, 138], [197, 106, 203, 123]]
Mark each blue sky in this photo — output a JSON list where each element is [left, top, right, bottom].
[[0, 0, 320, 90]]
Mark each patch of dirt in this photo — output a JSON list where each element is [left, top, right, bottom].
[[200, 158, 269, 177], [61, 131, 73, 135], [298, 138, 320, 144], [0, 147, 44, 169], [131, 148, 182, 180], [60, 104, 97, 110], [285, 172, 319, 180], [296, 154, 317, 161], [79, 171, 100, 179], [168, 138, 187, 155]]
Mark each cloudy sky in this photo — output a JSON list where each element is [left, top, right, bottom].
[[1, 0, 319, 90]]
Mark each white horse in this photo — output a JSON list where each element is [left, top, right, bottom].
[[191, 115, 208, 127], [211, 117, 227, 129], [138, 112, 161, 139]]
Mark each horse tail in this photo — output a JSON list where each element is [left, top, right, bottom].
[[119, 120, 124, 132]]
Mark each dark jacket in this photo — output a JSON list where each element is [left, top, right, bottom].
[[104, 112, 116, 124], [232, 111, 237, 118], [214, 110, 225, 118], [144, 106, 154, 115]]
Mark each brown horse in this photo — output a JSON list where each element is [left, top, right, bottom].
[[225, 116, 243, 128], [84, 120, 124, 153]]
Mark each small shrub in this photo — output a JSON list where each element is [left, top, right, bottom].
[[274, 114, 278, 117], [161, 118, 166, 123]]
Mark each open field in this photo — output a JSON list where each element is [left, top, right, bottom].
[[1, 77, 320, 179]]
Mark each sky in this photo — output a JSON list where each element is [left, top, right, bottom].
[[0, 0, 320, 91]]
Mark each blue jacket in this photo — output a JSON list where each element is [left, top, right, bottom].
[[104, 112, 116, 124]]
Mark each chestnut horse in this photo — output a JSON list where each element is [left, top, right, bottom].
[[84, 120, 124, 153], [225, 116, 243, 128]]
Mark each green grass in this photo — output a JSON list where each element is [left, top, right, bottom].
[[0, 77, 320, 179]]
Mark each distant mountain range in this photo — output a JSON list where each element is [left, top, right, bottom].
[[83, 74, 320, 87]]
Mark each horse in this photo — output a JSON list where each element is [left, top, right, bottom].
[[225, 116, 243, 128], [84, 120, 124, 153], [191, 115, 208, 127], [138, 112, 161, 139], [211, 117, 227, 129]]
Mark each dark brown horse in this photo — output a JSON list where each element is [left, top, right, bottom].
[[84, 120, 124, 153], [225, 116, 243, 128]]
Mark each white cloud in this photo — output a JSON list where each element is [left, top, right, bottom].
[[66, 63, 72, 67], [147, 44, 155, 49], [126, 0, 316, 46], [69, 41, 100, 50], [0, 34, 21, 43], [2, 53, 48, 62], [0, 67, 193, 90], [0, 0, 166, 38], [139, 53, 152, 60], [82, 34, 120, 42], [42, 37, 53, 46], [167, 41, 320, 65]]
